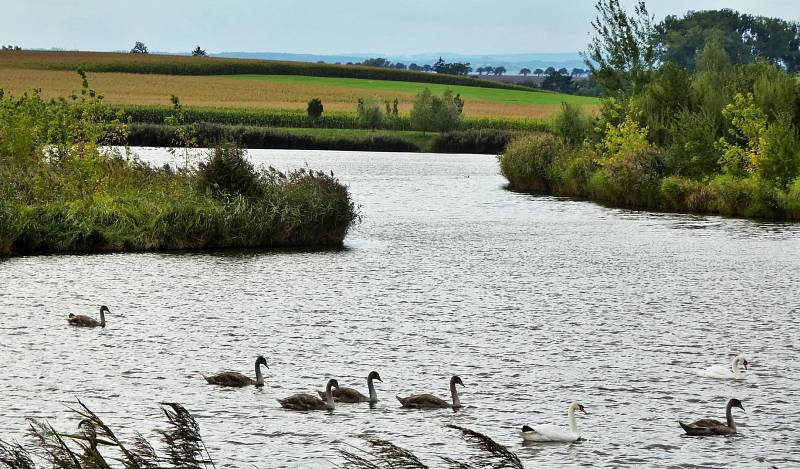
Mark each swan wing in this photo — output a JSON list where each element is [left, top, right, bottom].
[[695, 365, 733, 379], [204, 372, 254, 387], [521, 424, 579, 442], [278, 393, 327, 410], [332, 387, 368, 403], [67, 315, 100, 327], [397, 393, 449, 408]]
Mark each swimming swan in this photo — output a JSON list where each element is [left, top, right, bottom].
[[279, 378, 340, 411], [521, 401, 588, 442], [396, 375, 464, 409], [318, 371, 382, 403], [67, 305, 109, 328], [204, 356, 268, 387], [679, 398, 744, 436], [696, 355, 749, 380]]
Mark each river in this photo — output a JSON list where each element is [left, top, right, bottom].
[[1, 149, 798, 468]]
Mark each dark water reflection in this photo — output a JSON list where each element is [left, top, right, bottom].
[[1, 149, 798, 468]]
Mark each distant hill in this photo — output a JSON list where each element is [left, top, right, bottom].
[[213, 51, 585, 74]]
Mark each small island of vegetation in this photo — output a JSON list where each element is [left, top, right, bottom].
[[0, 72, 358, 256], [500, 0, 800, 220]]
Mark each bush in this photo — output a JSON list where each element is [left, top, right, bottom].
[[197, 144, 262, 198], [356, 98, 383, 129], [588, 149, 666, 208], [498, 133, 565, 192], [552, 101, 592, 146], [410, 88, 462, 132], [307, 98, 324, 119]]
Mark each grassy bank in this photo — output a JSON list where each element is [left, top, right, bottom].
[[500, 131, 800, 220], [0, 76, 358, 256], [127, 123, 514, 154]]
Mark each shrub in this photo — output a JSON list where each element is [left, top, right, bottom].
[[498, 133, 564, 193], [552, 101, 592, 147], [197, 144, 262, 199], [761, 113, 800, 187], [410, 88, 462, 132], [665, 109, 720, 178], [590, 149, 666, 208], [307, 98, 324, 119], [356, 98, 383, 130]]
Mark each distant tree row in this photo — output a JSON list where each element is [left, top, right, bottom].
[[1, 45, 22, 51], [343, 57, 472, 76], [129, 42, 207, 57]]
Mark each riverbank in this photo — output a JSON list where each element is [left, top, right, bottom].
[[499, 133, 800, 220]]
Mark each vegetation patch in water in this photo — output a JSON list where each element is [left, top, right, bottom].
[[0, 73, 359, 256]]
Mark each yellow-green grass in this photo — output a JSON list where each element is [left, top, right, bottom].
[[0, 68, 597, 119]]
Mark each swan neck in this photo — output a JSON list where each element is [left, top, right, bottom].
[[450, 382, 461, 408], [99, 310, 106, 327], [726, 402, 736, 429], [255, 362, 264, 386], [568, 406, 578, 434], [325, 384, 335, 409], [731, 356, 741, 378], [367, 377, 377, 403]]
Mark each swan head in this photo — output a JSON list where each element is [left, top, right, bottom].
[[327, 378, 340, 391], [451, 375, 465, 387], [100, 305, 110, 313], [570, 401, 588, 415], [729, 398, 745, 412], [256, 355, 269, 369], [368, 371, 382, 382]]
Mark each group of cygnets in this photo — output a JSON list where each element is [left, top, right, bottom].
[[67, 305, 750, 442]]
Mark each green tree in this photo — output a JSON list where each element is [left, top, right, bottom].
[[493, 66, 507, 76], [191, 46, 207, 57], [409, 88, 462, 132], [534, 68, 544, 76], [520, 68, 532, 76], [584, 0, 656, 97], [130, 41, 148, 54]]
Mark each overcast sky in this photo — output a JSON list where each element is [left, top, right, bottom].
[[1, 0, 798, 54]]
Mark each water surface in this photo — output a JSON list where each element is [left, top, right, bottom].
[[1, 149, 798, 467]]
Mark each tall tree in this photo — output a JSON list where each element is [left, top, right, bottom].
[[534, 68, 544, 76], [192, 46, 207, 57], [520, 67, 532, 76], [584, 0, 656, 96], [493, 66, 507, 76]]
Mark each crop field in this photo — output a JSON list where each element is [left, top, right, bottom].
[[0, 68, 596, 119]]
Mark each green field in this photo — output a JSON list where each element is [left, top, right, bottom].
[[229, 74, 599, 107]]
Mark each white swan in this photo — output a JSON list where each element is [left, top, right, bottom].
[[520, 401, 587, 442], [696, 355, 749, 380]]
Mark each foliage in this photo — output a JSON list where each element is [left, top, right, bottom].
[[599, 113, 650, 162], [191, 46, 207, 57], [552, 102, 593, 147], [0, 76, 358, 255], [433, 57, 473, 76], [197, 144, 262, 198], [307, 97, 324, 119], [499, 133, 564, 193], [409, 88, 463, 132], [430, 129, 513, 154], [130, 42, 148, 54], [356, 98, 384, 130], [655, 9, 800, 72], [717, 92, 767, 177], [584, 0, 656, 97]]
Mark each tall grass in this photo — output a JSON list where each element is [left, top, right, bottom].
[[0, 400, 213, 469], [0, 75, 359, 256], [116, 105, 550, 132]]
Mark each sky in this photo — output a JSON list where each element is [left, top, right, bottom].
[[1, 0, 798, 55]]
